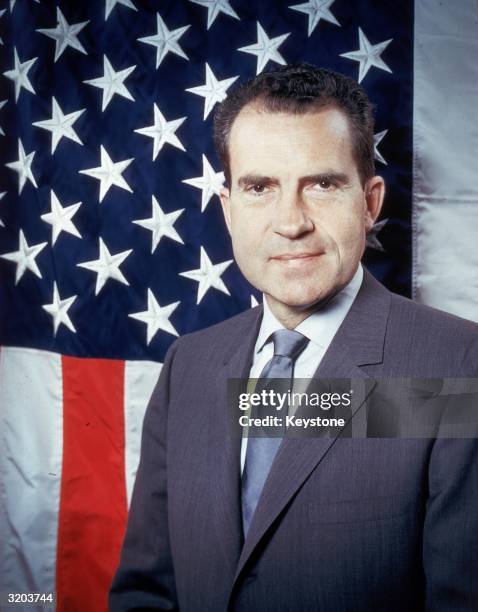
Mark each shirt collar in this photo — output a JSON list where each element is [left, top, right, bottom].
[[254, 264, 364, 355]]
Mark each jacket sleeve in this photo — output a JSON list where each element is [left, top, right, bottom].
[[109, 340, 180, 612], [423, 437, 478, 611], [424, 339, 478, 611]]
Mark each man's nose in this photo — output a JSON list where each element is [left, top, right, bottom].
[[272, 192, 314, 239]]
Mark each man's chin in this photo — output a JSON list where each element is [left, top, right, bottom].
[[265, 287, 336, 312]]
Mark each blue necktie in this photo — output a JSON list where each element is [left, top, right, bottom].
[[241, 329, 309, 536]]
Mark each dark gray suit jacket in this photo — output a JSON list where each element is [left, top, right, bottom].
[[110, 268, 478, 611]]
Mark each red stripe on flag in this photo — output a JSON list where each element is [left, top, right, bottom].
[[56, 356, 128, 612]]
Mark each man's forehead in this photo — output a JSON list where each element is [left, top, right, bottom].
[[230, 102, 352, 139], [227, 103, 356, 179]]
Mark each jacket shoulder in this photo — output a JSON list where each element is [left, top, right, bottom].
[[167, 305, 261, 361], [384, 291, 478, 375], [389, 292, 478, 336]]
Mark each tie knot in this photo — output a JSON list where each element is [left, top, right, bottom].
[[271, 329, 309, 360]]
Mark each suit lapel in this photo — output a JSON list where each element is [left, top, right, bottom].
[[206, 306, 263, 568], [231, 268, 392, 585]]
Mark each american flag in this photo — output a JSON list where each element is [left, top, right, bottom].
[[0, 1, 475, 610]]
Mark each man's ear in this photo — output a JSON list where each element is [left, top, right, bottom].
[[219, 187, 232, 234], [364, 176, 385, 232]]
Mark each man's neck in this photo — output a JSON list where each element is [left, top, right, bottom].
[[263, 292, 337, 329], [263, 265, 363, 329]]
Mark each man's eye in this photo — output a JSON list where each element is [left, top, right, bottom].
[[314, 179, 333, 190], [248, 184, 267, 195]]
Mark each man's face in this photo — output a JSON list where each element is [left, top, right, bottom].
[[220, 104, 384, 323]]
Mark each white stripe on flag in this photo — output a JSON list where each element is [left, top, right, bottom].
[[124, 360, 162, 506], [413, 0, 478, 321], [0, 347, 63, 610]]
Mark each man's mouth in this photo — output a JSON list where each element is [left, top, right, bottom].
[[270, 252, 324, 267]]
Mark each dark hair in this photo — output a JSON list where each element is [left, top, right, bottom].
[[213, 63, 375, 187]]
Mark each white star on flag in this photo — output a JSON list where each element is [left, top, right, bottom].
[[182, 154, 224, 212], [366, 218, 388, 252], [6, 139, 37, 194], [0, 100, 7, 135], [77, 238, 132, 295], [129, 289, 180, 344], [42, 282, 77, 336], [138, 13, 190, 69], [32, 97, 85, 154], [289, 0, 340, 37], [105, 0, 137, 21], [238, 22, 290, 74], [3, 47, 37, 102], [0, 191, 6, 227], [189, 0, 240, 30], [186, 63, 238, 120], [84, 55, 136, 112], [134, 104, 186, 161], [133, 195, 184, 253], [340, 28, 392, 83], [37, 8, 89, 62], [374, 129, 388, 165], [40, 190, 82, 246], [0, 229, 47, 284], [79, 145, 133, 203], [180, 246, 232, 304]]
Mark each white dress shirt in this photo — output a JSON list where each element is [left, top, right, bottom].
[[240, 264, 364, 474]]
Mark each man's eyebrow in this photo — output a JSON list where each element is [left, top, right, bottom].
[[236, 172, 351, 188], [300, 172, 350, 185], [237, 174, 277, 188]]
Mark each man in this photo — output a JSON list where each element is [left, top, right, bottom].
[[110, 64, 478, 611]]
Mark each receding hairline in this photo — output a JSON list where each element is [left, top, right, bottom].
[[229, 98, 352, 125], [213, 63, 376, 188]]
